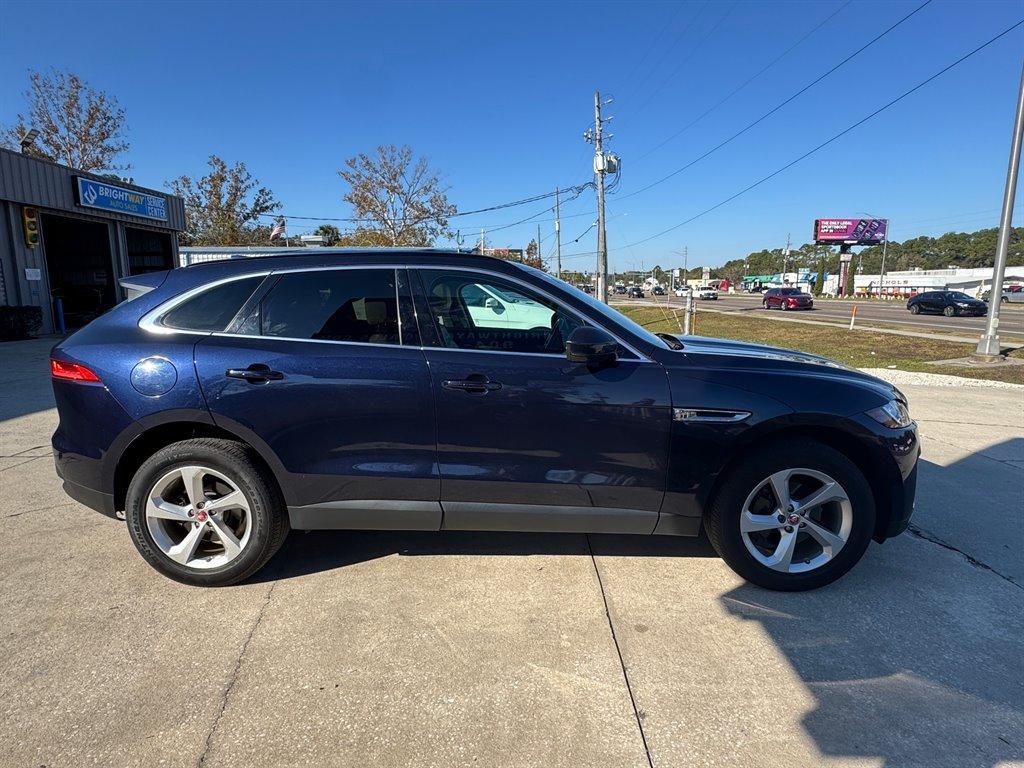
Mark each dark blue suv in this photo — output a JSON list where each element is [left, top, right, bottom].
[[51, 250, 919, 590]]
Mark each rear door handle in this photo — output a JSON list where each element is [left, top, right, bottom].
[[226, 364, 285, 383], [443, 375, 501, 394]]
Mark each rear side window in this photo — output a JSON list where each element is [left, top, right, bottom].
[[260, 269, 400, 345], [161, 276, 264, 332]]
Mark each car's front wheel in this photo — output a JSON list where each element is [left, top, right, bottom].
[[126, 438, 289, 586], [943, 305, 956, 317], [705, 441, 876, 591]]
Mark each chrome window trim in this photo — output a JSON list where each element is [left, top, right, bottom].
[[140, 262, 652, 361], [139, 271, 273, 336]]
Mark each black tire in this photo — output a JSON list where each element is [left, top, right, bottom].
[[1000, 296, 1008, 304], [704, 441, 876, 591], [943, 305, 956, 317], [762, 301, 769, 310], [126, 438, 289, 587], [909, 304, 920, 315]]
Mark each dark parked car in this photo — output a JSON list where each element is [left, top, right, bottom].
[[626, 286, 645, 298], [762, 287, 813, 310], [614, 285, 627, 294], [51, 250, 918, 591], [652, 285, 665, 296], [907, 291, 986, 317]]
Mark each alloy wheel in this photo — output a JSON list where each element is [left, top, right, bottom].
[[739, 468, 853, 573], [144, 465, 253, 570]]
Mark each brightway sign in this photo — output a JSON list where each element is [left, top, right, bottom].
[[75, 177, 168, 221]]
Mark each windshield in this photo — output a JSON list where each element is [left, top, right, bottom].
[[948, 292, 974, 302], [779, 288, 802, 295], [519, 264, 672, 350]]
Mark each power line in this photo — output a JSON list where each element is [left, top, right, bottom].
[[616, 18, 1024, 250], [242, 183, 591, 224], [626, 2, 710, 107], [616, 0, 934, 201], [634, 0, 852, 163], [632, 1, 738, 117]]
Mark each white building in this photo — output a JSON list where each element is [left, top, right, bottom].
[[854, 266, 1024, 297]]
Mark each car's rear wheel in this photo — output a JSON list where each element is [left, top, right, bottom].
[[126, 438, 289, 586], [909, 304, 920, 315], [943, 305, 956, 317], [704, 441, 875, 591]]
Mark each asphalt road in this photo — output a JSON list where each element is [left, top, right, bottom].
[[633, 293, 1024, 340], [2, 338, 1022, 768]]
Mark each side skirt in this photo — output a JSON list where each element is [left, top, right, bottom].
[[288, 500, 702, 537]]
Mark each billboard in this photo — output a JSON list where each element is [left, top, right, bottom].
[[813, 218, 887, 245]]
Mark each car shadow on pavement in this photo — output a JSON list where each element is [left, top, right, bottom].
[[718, 452, 1024, 768], [249, 528, 718, 584]]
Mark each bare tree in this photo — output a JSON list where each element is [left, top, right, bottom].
[[2, 69, 129, 173], [168, 156, 280, 246], [339, 145, 456, 246]]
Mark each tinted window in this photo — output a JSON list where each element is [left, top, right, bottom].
[[260, 269, 400, 344], [161, 276, 263, 332], [419, 269, 582, 354], [779, 288, 801, 295], [948, 292, 973, 302]]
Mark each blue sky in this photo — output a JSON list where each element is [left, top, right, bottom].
[[1, 0, 1022, 274]]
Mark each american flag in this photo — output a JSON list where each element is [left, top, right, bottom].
[[270, 217, 286, 240]]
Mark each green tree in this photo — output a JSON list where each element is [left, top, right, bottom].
[[314, 224, 341, 245], [168, 155, 280, 246], [2, 69, 129, 173]]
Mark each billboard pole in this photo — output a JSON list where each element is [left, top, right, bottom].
[[974, 60, 1024, 362]]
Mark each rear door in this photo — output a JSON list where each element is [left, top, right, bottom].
[[413, 267, 672, 534], [194, 267, 441, 530]]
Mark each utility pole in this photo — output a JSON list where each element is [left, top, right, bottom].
[[554, 187, 562, 280], [974, 60, 1024, 362], [783, 233, 791, 281], [480, 228, 485, 255], [536, 223, 541, 265], [585, 90, 611, 304]]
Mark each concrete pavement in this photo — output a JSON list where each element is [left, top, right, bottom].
[[1, 338, 1021, 767]]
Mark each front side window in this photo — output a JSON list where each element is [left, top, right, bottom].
[[161, 275, 264, 332], [419, 269, 581, 354], [260, 269, 400, 345]]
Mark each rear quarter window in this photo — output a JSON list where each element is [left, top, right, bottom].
[[160, 276, 264, 332]]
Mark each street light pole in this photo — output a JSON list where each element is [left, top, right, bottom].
[[974, 60, 1024, 361]]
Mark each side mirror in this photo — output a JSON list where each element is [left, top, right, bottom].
[[484, 297, 501, 311], [565, 325, 618, 368]]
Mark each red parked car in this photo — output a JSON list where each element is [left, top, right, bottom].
[[763, 287, 814, 310]]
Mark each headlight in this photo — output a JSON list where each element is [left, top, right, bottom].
[[866, 399, 913, 429], [956, 302, 969, 307]]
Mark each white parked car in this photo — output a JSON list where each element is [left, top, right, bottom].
[[695, 286, 718, 300], [461, 282, 554, 330]]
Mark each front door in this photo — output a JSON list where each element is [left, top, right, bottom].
[[413, 268, 672, 534], [194, 267, 440, 530]]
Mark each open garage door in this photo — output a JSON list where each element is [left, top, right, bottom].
[[41, 213, 116, 329], [126, 226, 174, 274]]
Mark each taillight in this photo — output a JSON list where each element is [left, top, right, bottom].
[[51, 359, 101, 382]]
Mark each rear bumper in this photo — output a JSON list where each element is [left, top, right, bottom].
[[53, 449, 118, 518]]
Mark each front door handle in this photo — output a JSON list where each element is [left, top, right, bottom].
[[443, 374, 501, 394], [226, 364, 285, 383]]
